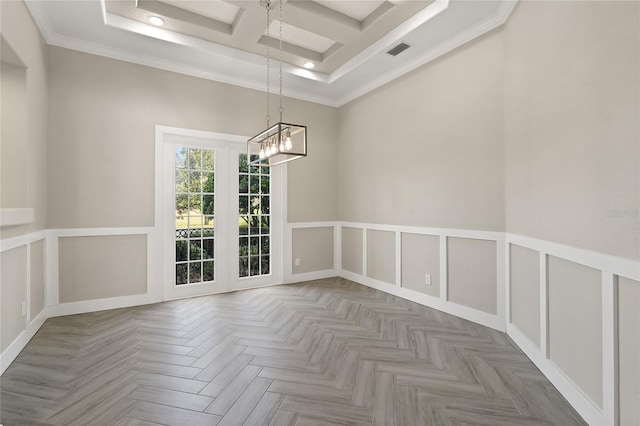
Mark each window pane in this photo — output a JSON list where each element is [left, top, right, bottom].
[[176, 217, 188, 230], [176, 193, 188, 214], [250, 237, 259, 255], [202, 238, 214, 260], [202, 172, 215, 193], [261, 196, 270, 214], [249, 256, 259, 276], [189, 240, 202, 260], [175, 171, 188, 192], [261, 256, 270, 275], [176, 264, 188, 285], [239, 237, 249, 256], [250, 175, 260, 194], [188, 148, 201, 169], [239, 174, 248, 194], [189, 262, 202, 283], [175, 147, 188, 169], [239, 216, 249, 235], [203, 215, 214, 228], [239, 257, 249, 277], [189, 216, 203, 229], [202, 228, 214, 238], [176, 240, 188, 262], [203, 261, 214, 282], [260, 176, 270, 194], [239, 195, 248, 215], [250, 196, 260, 215], [189, 171, 202, 193], [261, 236, 270, 255], [202, 151, 215, 171], [203, 195, 215, 215], [189, 194, 202, 214]]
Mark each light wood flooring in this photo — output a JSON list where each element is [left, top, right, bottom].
[[0, 277, 586, 425]]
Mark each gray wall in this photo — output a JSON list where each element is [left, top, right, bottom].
[[366, 230, 395, 284], [548, 257, 603, 408], [48, 47, 338, 229], [337, 30, 504, 231], [504, 0, 640, 260], [58, 235, 148, 303], [292, 227, 334, 274], [447, 238, 497, 315], [401, 233, 439, 297], [341, 227, 363, 275]]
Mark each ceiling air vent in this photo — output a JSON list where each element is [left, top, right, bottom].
[[387, 42, 410, 57]]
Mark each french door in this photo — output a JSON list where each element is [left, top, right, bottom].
[[162, 132, 283, 300]]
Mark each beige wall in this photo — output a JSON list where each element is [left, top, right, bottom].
[[292, 227, 334, 274], [337, 30, 504, 231], [1, 246, 27, 352], [58, 235, 147, 303], [401, 233, 439, 297], [0, 0, 49, 238], [447, 238, 497, 315], [366, 230, 395, 285], [341, 227, 363, 275], [509, 244, 540, 347], [47, 47, 338, 228], [504, 1, 640, 260], [29, 239, 46, 318], [548, 256, 603, 408], [1, 62, 28, 210], [619, 277, 640, 426]]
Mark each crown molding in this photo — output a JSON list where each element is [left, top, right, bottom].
[[24, 0, 517, 109]]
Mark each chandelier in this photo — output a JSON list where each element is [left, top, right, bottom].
[[247, 0, 307, 167]]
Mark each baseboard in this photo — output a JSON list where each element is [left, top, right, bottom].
[[0, 308, 48, 375], [506, 323, 605, 426], [339, 270, 505, 332], [47, 293, 160, 318], [285, 269, 337, 284]]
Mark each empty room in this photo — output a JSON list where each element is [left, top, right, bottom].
[[1, 0, 638, 424]]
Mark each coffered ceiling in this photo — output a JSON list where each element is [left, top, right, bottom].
[[25, 0, 517, 106]]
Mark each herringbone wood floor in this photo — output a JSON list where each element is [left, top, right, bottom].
[[1, 278, 585, 425]]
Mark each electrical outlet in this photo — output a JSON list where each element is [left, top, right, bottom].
[[425, 274, 432, 286], [294, 258, 301, 266], [21, 301, 26, 317]]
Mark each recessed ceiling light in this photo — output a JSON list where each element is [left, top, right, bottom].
[[147, 16, 165, 26], [303, 62, 315, 69]]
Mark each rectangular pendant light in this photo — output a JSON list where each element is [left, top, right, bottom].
[[247, 122, 307, 166]]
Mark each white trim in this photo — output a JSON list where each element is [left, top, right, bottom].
[[439, 235, 448, 301], [507, 323, 608, 426], [540, 251, 549, 358], [0, 229, 47, 252], [496, 234, 506, 328], [47, 293, 156, 318], [285, 269, 337, 284], [395, 231, 402, 286], [0, 308, 47, 375], [601, 272, 618, 426], [49, 227, 154, 237], [506, 233, 640, 282]]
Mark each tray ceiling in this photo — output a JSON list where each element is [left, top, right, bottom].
[[25, 0, 517, 106]]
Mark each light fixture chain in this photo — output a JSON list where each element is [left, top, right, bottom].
[[279, 0, 283, 123], [265, 0, 271, 126]]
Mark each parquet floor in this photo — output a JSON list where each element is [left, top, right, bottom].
[[0, 278, 586, 425]]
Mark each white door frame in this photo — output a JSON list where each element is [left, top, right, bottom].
[[155, 126, 285, 301]]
